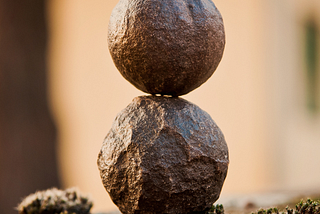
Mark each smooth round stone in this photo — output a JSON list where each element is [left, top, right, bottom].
[[98, 96, 229, 214], [108, 0, 225, 96]]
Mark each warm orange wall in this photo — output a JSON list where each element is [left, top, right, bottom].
[[265, 0, 320, 191], [48, 0, 124, 211]]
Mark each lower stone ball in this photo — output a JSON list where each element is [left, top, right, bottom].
[[97, 96, 229, 214]]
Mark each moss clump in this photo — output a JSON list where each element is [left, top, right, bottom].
[[252, 207, 279, 214], [17, 187, 93, 214], [251, 199, 320, 214]]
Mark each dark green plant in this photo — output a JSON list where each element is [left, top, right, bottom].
[[17, 187, 93, 214], [252, 199, 320, 214], [208, 204, 225, 214]]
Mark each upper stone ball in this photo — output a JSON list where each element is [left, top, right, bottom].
[[108, 0, 225, 96]]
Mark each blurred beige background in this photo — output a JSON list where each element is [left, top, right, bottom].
[[47, 0, 320, 212]]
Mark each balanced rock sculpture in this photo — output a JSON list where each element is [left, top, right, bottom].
[[98, 0, 229, 213]]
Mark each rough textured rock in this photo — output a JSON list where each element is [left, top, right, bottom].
[[108, 0, 225, 96], [98, 96, 229, 214]]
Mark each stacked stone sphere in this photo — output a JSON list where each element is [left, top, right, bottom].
[[97, 0, 229, 213]]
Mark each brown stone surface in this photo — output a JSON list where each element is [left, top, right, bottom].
[[98, 96, 229, 213], [108, 0, 225, 96]]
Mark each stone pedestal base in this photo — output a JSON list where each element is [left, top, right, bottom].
[[98, 96, 229, 214]]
